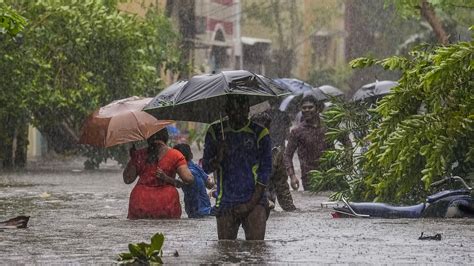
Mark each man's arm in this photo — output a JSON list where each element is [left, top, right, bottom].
[[123, 147, 139, 184], [202, 127, 218, 174], [284, 129, 299, 190], [123, 161, 138, 184], [256, 129, 272, 187], [232, 183, 266, 217]]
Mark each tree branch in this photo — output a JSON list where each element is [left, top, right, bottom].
[[61, 121, 79, 142], [419, 0, 449, 45]]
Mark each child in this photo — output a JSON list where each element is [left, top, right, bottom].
[[173, 143, 214, 218]]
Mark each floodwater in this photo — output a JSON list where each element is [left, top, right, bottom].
[[1, 156, 473, 264]]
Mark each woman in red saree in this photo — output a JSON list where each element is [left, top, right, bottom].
[[123, 129, 194, 219]]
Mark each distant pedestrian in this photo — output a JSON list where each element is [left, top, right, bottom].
[[251, 104, 296, 211], [284, 95, 331, 191], [173, 143, 214, 218], [202, 95, 272, 240]]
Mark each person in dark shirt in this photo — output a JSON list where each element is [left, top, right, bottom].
[[251, 103, 296, 211], [202, 95, 272, 240], [284, 95, 331, 191], [173, 143, 214, 218]]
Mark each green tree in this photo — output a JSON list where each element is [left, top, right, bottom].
[[350, 27, 473, 203], [311, 28, 473, 203], [309, 98, 375, 201], [0, 3, 27, 37], [386, 0, 474, 44], [0, 3, 28, 168], [244, 0, 302, 77], [0, 0, 186, 169]]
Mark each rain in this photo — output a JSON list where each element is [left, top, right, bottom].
[[1, 0, 473, 264]]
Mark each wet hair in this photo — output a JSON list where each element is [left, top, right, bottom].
[[147, 128, 169, 144], [146, 128, 169, 164], [250, 111, 272, 129], [301, 95, 324, 111], [173, 143, 192, 161]]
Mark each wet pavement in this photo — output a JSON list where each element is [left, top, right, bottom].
[[1, 156, 473, 264]]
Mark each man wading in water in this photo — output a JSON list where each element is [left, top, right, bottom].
[[284, 95, 331, 191], [202, 95, 272, 240]]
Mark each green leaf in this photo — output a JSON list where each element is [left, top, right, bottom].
[[150, 233, 165, 254], [118, 253, 134, 261], [128, 243, 146, 258]]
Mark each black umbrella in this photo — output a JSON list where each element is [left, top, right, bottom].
[[278, 83, 343, 112], [352, 80, 398, 102], [274, 78, 313, 95], [317, 85, 344, 98], [143, 70, 288, 124]]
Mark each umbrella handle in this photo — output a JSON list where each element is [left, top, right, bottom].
[[219, 112, 225, 141]]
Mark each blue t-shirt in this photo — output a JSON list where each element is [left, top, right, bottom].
[[202, 120, 272, 210], [182, 161, 212, 218]]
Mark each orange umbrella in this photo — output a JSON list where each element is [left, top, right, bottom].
[[79, 96, 173, 148]]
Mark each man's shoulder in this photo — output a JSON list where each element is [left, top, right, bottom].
[[249, 121, 270, 140], [206, 120, 228, 140], [188, 161, 202, 171], [168, 148, 184, 157], [249, 120, 269, 133]]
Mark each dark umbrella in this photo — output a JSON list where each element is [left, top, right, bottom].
[[274, 78, 313, 94], [352, 80, 398, 102], [317, 85, 344, 97], [278, 81, 339, 112], [143, 70, 288, 124]]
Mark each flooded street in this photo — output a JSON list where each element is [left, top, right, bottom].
[[1, 157, 473, 264]]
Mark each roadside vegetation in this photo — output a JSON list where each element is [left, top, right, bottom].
[[0, 0, 187, 169], [311, 26, 473, 203]]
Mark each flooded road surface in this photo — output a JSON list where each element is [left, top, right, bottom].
[[1, 157, 473, 264]]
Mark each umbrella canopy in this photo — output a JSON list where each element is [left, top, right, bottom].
[[79, 96, 173, 147], [279, 84, 342, 112], [144, 70, 289, 123], [352, 80, 398, 102], [317, 85, 344, 97], [274, 78, 313, 94], [275, 79, 345, 112]]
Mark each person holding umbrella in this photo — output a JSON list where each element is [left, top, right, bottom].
[[202, 95, 272, 240], [123, 128, 194, 219], [250, 103, 297, 212]]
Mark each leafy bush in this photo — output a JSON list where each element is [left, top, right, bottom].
[[309, 97, 375, 201], [0, 3, 27, 37], [311, 26, 473, 203], [355, 27, 473, 203], [118, 233, 165, 265]]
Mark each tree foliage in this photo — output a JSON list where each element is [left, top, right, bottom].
[[309, 98, 374, 201], [0, 0, 186, 168], [355, 27, 473, 203], [243, 0, 302, 77], [386, 0, 474, 20], [0, 3, 27, 37], [311, 27, 473, 203], [385, 0, 474, 44]]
